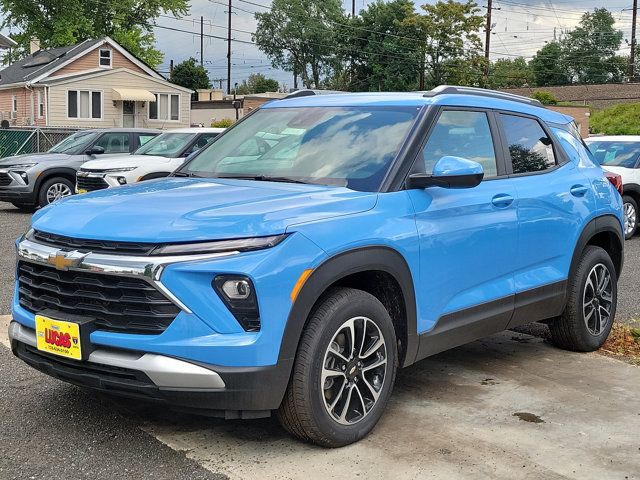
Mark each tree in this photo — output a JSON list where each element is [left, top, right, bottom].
[[254, 0, 345, 88], [409, 0, 485, 88], [488, 57, 533, 88], [0, 0, 188, 67], [336, 0, 422, 92], [236, 73, 280, 95], [170, 58, 211, 96], [530, 42, 570, 86], [561, 8, 624, 84], [591, 104, 640, 135]]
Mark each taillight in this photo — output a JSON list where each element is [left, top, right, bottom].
[[604, 171, 623, 195]]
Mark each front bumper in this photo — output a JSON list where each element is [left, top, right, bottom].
[[9, 321, 291, 417], [0, 186, 35, 203]]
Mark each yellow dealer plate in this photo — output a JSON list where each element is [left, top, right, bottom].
[[35, 315, 82, 360], [77, 188, 88, 194]]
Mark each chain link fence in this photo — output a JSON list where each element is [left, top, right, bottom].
[[0, 127, 82, 158]]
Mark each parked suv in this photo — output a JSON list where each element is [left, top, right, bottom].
[[76, 128, 224, 192], [9, 87, 624, 447], [0, 128, 160, 211], [585, 136, 640, 239]]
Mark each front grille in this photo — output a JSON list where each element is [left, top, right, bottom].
[[0, 172, 12, 186], [77, 175, 109, 192], [31, 230, 156, 256], [18, 261, 180, 334]]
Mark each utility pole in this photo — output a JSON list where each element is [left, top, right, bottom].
[[484, 0, 492, 79], [200, 16, 204, 67], [169, 59, 174, 75], [630, 0, 638, 82], [227, 0, 232, 94], [352, 0, 355, 17]]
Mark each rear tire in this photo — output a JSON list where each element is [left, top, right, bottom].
[[550, 246, 617, 352], [622, 195, 638, 239], [38, 177, 74, 207], [277, 288, 397, 447], [11, 202, 36, 213]]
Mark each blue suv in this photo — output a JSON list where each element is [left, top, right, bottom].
[[9, 86, 624, 447]]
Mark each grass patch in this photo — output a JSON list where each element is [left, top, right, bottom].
[[600, 323, 640, 365]]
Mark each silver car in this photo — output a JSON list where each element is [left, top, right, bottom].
[[0, 128, 160, 211]]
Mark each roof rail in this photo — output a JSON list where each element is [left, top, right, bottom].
[[423, 85, 543, 107], [285, 89, 346, 99]]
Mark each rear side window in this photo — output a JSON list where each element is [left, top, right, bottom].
[[585, 141, 640, 168], [422, 110, 498, 178], [500, 114, 556, 174]]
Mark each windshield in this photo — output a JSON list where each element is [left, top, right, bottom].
[[48, 131, 99, 154], [585, 140, 640, 168], [178, 106, 419, 191], [134, 132, 196, 157]]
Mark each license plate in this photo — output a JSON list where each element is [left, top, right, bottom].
[[35, 315, 82, 360], [77, 188, 87, 194]]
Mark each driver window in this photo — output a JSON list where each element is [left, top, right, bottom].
[[422, 110, 498, 178]]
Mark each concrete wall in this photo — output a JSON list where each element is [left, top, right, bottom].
[[502, 84, 640, 110]]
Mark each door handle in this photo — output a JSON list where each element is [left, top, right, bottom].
[[570, 185, 589, 197], [491, 194, 514, 208]]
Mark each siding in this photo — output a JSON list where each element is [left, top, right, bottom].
[[47, 70, 191, 129], [55, 44, 147, 77], [0, 86, 46, 126]]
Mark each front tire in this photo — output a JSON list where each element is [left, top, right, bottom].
[[550, 246, 617, 352], [38, 177, 74, 207], [622, 195, 638, 239], [277, 288, 397, 447]]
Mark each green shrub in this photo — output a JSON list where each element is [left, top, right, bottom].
[[530, 91, 558, 105], [590, 104, 640, 135], [211, 118, 234, 128]]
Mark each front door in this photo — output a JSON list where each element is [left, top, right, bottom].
[[407, 108, 518, 345], [123, 101, 135, 127]]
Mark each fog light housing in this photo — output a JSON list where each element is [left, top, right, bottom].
[[116, 176, 127, 185], [18, 172, 29, 184], [213, 275, 260, 331]]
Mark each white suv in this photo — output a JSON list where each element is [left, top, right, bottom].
[[76, 128, 225, 193], [585, 135, 640, 239]]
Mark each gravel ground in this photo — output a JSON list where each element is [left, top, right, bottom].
[[0, 202, 637, 321]]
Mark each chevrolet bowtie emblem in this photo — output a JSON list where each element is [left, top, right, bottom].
[[47, 250, 88, 271]]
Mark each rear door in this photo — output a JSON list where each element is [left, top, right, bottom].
[[496, 113, 597, 326], [407, 108, 518, 343]]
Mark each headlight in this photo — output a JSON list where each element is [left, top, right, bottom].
[[102, 167, 137, 173], [7, 163, 37, 170], [151, 234, 288, 256]]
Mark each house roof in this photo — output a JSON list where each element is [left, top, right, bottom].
[[0, 38, 103, 86], [0, 36, 164, 87], [0, 33, 17, 49]]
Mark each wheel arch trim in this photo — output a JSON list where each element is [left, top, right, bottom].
[[278, 246, 419, 370]]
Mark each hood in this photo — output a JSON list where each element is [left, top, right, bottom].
[[32, 178, 377, 243], [82, 155, 173, 170], [0, 152, 71, 166]]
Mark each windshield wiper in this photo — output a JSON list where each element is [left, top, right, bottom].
[[216, 175, 311, 184], [173, 171, 201, 178]]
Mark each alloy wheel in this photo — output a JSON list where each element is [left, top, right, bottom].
[[46, 183, 72, 204], [624, 201, 637, 237], [583, 263, 613, 336], [321, 316, 387, 425]]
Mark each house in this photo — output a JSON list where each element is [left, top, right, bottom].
[[0, 37, 192, 129]]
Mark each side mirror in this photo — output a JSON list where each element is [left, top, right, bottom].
[[85, 145, 105, 155], [406, 156, 484, 189]]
